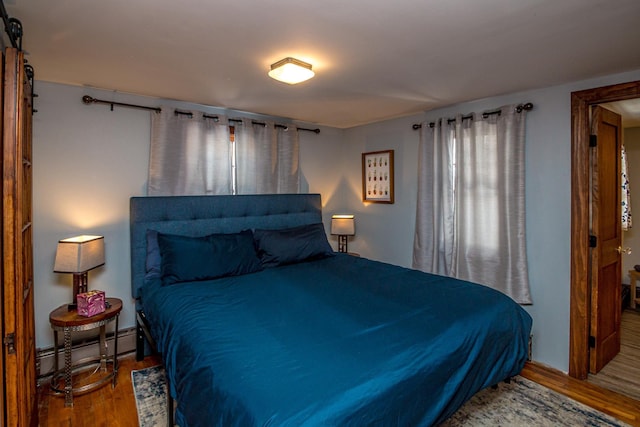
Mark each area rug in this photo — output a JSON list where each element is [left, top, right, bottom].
[[131, 365, 168, 427], [132, 366, 628, 426], [441, 376, 629, 426]]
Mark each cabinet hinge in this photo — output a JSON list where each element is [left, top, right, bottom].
[[589, 135, 597, 147], [3, 333, 16, 354], [589, 235, 597, 248], [589, 335, 596, 348]]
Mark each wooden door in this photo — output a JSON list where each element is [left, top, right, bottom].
[[589, 105, 623, 374], [2, 47, 37, 427]]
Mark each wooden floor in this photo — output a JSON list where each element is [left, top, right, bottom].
[[521, 362, 640, 427], [588, 309, 640, 400], [37, 353, 640, 427], [37, 353, 161, 427]]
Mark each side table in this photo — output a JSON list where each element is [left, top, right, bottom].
[[49, 297, 122, 406]]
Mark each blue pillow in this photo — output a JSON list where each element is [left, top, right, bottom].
[[253, 223, 335, 268], [157, 230, 262, 286]]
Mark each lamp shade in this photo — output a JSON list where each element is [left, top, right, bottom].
[[331, 215, 355, 236], [268, 57, 315, 84], [54, 235, 105, 273]]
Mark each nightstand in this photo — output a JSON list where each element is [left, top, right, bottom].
[[49, 297, 122, 406]]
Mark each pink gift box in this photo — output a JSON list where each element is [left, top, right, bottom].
[[77, 290, 106, 317]]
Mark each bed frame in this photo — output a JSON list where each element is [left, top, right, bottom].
[[129, 193, 531, 426]]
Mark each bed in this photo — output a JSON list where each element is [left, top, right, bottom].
[[130, 193, 532, 426]]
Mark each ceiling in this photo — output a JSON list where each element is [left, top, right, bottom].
[[602, 99, 640, 128], [6, 0, 640, 128]]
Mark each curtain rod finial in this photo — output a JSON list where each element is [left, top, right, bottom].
[[82, 95, 95, 105], [516, 102, 534, 113]]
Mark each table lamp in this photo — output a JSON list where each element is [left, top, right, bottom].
[[331, 214, 355, 253], [54, 235, 105, 310]]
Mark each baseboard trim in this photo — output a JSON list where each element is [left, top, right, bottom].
[[36, 326, 137, 383]]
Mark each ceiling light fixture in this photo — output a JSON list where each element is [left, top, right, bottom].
[[268, 57, 315, 85]]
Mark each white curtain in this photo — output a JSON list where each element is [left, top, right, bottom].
[[148, 110, 300, 196], [235, 119, 300, 194], [413, 105, 532, 304], [148, 108, 231, 195]]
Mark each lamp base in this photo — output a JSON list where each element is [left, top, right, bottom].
[[69, 272, 89, 311], [338, 235, 349, 253]]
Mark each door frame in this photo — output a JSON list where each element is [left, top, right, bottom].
[[570, 80, 640, 379]]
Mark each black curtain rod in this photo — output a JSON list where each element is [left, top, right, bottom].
[[412, 102, 533, 130], [174, 109, 320, 134], [82, 95, 320, 134], [82, 95, 162, 113]]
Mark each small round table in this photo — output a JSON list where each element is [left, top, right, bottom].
[[49, 297, 122, 407]]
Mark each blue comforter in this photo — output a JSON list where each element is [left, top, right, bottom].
[[141, 254, 532, 426]]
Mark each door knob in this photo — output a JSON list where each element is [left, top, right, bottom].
[[616, 246, 632, 255]]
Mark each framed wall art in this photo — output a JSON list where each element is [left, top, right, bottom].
[[362, 150, 394, 204]]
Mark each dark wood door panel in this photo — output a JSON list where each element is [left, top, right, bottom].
[[2, 47, 36, 427], [589, 105, 622, 374]]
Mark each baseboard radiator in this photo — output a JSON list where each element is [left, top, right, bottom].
[[36, 326, 137, 384]]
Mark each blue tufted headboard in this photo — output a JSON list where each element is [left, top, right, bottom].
[[130, 194, 323, 300]]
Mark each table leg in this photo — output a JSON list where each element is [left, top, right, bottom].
[[99, 324, 107, 372], [113, 314, 119, 387], [52, 330, 59, 378], [63, 328, 73, 407]]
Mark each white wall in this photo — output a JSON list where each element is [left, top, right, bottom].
[[33, 84, 150, 349], [340, 115, 420, 265], [33, 68, 640, 374], [32, 82, 344, 349], [338, 69, 640, 372]]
